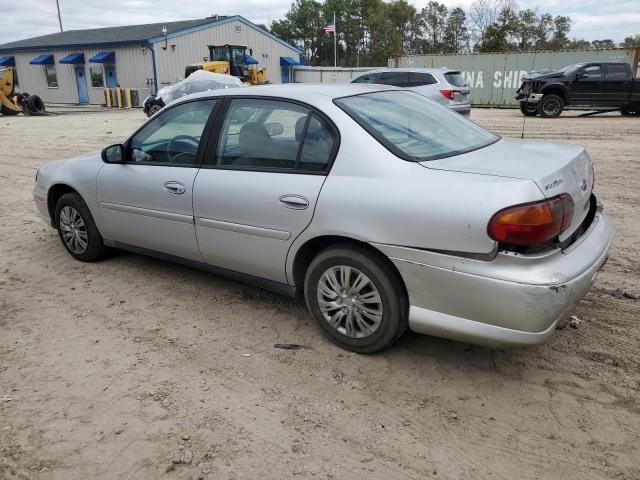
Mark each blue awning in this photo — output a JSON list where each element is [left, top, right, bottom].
[[0, 56, 15, 66], [245, 54, 259, 65], [59, 52, 85, 64], [280, 56, 301, 66], [89, 51, 115, 63], [29, 54, 54, 65]]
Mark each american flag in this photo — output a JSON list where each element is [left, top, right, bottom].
[[324, 21, 335, 34]]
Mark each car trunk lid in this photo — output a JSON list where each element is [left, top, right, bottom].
[[421, 137, 594, 241]]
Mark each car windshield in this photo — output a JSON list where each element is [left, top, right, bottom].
[[335, 91, 498, 162]]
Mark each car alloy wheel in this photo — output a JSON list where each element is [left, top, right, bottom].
[[316, 265, 383, 339], [542, 98, 561, 116], [59, 206, 89, 254]]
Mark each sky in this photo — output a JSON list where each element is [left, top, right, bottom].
[[0, 0, 638, 46]]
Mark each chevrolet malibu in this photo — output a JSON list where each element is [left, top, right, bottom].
[[33, 84, 612, 353]]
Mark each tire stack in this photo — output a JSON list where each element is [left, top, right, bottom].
[[19, 93, 46, 115]]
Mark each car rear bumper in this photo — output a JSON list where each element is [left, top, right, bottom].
[[372, 201, 612, 348], [449, 103, 471, 116]]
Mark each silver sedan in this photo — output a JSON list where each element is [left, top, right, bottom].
[[33, 84, 612, 352]]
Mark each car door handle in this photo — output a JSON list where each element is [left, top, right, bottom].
[[279, 194, 309, 210], [163, 181, 186, 195]]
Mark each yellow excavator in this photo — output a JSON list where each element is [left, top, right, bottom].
[[184, 44, 267, 85], [0, 67, 45, 115]]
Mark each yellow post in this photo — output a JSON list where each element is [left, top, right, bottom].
[[115, 87, 122, 109], [126, 88, 132, 109], [104, 88, 112, 108]]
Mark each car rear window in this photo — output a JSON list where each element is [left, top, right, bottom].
[[444, 72, 467, 87], [334, 91, 498, 162]]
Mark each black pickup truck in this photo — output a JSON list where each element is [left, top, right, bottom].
[[516, 62, 640, 118]]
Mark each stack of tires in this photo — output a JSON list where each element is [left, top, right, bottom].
[[0, 93, 46, 116]]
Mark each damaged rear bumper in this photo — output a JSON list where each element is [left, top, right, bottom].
[[373, 203, 612, 348]]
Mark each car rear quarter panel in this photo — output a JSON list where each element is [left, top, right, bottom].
[[286, 106, 545, 282]]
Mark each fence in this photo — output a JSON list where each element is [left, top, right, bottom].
[[393, 48, 640, 106], [292, 66, 378, 83]]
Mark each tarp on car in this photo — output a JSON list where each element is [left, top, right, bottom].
[[157, 70, 244, 104]]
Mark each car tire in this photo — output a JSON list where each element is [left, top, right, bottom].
[[304, 244, 408, 353], [537, 94, 564, 118], [621, 103, 640, 116], [519, 102, 538, 116], [55, 192, 109, 262]]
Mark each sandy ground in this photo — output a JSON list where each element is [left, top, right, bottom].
[[1, 107, 639, 480]]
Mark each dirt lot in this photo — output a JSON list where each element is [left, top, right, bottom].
[[1, 107, 639, 480]]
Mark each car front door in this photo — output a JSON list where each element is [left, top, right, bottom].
[[602, 63, 632, 105], [97, 99, 217, 261], [569, 65, 604, 104], [193, 97, 338, 283]]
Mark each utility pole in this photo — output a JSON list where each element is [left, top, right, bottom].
[[55, 0, 64, 32]]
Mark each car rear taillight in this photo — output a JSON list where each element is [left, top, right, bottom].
[[488, 194, 574, 246], [439, 89, 461, 100]]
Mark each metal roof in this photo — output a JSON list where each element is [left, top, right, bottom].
[[0, 16, 301, 54]]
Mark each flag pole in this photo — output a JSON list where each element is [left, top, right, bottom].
[[333, 12, 337, 67]]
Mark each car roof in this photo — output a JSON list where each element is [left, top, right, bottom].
[[174, 83, 400, 107]]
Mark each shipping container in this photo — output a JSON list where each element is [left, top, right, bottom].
[[393, 48, 640, 106]]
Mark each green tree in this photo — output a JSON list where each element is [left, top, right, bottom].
[[591, 39, 616, 49], [420, 1, 448, 53], [620, 34, 640, 48], [443, 7, 469, 53]]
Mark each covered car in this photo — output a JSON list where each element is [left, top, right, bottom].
[[143, 70, 244, 117]]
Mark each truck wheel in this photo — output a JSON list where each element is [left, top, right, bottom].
[[621, 103, 640, 116], [537, 94, 564, 118], [519, 103, 538, 116]]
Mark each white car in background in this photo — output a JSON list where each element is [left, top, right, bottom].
[[351, 67, 471, 116]]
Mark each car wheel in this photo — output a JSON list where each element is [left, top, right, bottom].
[[304, 244, 408, 353], [537, 94, 564, 118], [519, 102, 538, 116], [621, 103, 640, 116], [55, 192, 109, 262]]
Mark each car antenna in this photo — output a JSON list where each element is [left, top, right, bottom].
[[521, 40, 539, 140]]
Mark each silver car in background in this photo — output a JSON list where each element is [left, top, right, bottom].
[[33, 84, 610, 353], [351, 67, 471, 115]]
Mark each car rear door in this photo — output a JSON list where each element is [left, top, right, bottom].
[[97, 99, 218, 261], [377, 71, 410, 88], [602, 63, 632, 105], [193, 97, 339, 283], [569, 65, 605, 104]]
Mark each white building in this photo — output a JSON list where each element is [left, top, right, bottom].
[[0, 16, 303, 105]]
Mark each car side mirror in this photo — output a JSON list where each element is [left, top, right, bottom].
[[264, 122, 284, 136], [101, 144, 126, 164]]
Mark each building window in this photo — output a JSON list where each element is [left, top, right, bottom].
[[90, 65, 104, 87], [45, 65, 58, 88]]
